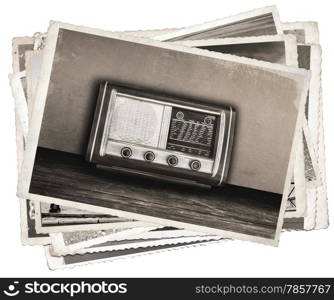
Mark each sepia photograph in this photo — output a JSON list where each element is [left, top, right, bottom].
[[45, 240, 218, 270], [49, 227, 220, 256], [154, 6, 282, 41], [16, 20, 310, 245]]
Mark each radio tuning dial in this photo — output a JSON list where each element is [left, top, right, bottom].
[[190, 160, 201, 171], [120, 147, 132, 158], [167, 155, 178, 167], [144, 151, 155, 162]]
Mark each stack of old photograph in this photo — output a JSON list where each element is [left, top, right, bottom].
[[10, 5, 328, 269]]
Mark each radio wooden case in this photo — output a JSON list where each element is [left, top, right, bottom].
[[86, 82, 236, 186]]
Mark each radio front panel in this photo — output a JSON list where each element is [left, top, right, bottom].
[[86, 82, 236, 187], [99, 89, 222, 175]]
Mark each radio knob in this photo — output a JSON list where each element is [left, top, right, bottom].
[[120, 147, 132, 158], [190, 160, 201, 171], [167, 155, 178, 167], [144, 151, 155, 162]]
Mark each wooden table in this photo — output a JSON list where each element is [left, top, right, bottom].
[[30, 147, 282, 240]]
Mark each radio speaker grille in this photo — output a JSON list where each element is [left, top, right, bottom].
[[108, 96, 164, 147]]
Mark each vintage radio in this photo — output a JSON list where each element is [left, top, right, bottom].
[[86, 82, 236, 187]]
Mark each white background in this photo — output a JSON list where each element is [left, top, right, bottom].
[[0, 0, 333, 277]]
